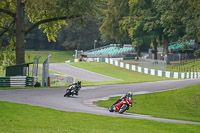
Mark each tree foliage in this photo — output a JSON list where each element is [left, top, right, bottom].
[[121, 0, 162, 58], [57, 18, 101, 50], [194, 49, 200, 58], [25, 28, 60, 50], [100, 0, 131, 44], [0, 0, 103, 65], [101, 0, 200, 59]]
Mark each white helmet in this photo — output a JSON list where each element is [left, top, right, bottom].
[[127, 91, 132, 97]]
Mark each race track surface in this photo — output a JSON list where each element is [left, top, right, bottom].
[[48, 63, 121, 81], [0, 79, 200, 125]]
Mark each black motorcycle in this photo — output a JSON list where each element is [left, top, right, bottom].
[[64, 85, 78, 97]]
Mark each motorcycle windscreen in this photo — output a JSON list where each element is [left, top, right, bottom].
[[128, 97, 133, 102]]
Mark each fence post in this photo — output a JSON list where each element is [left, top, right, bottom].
[[42, 54, 51, 87]]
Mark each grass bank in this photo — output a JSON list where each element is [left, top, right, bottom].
[[25, 50, 74, 64], [0, 102, 199, 133], [0, 66, 4, 77], [70, 62, 170, 86], [166, 59, 200, 72], [95, 84, 200, 122]]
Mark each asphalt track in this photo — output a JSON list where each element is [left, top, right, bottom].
[[48, 63, 121, 81], [0, 79, 200, 125]]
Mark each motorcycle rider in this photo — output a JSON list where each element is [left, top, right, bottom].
[[112, 91, 132, 106], [72, 80, 81, 95]]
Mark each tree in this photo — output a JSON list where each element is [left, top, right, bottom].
[[194, 49, 200, 58], [100, 0, 131, 44], [153, 0, 186, 40], [180, 0, 200, 44], [0, 0, 102, 64], [57, 18, 101, 50], [124, 0, 190, 60], [100, 33, 116, 46], [25, 28, 56, 50], [153, 0, 200, 61], [122, 15, 149, 57], [121, 0, 162, 59]]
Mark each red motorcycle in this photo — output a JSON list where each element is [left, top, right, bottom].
[[109, 97, 133, 114]]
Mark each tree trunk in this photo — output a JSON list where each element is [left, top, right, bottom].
[[163, 36, 169, 63], [195, 40, 198, 50], [16, 0, 25, 64], [153, 40, 157, 60], [136, 45, 141, 59]]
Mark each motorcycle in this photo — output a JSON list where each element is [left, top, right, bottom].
[[109, 97, 133, 114], [64, 85, 78, 97]]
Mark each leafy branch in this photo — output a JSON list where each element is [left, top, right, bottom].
[[25, 15, 79, 35], [0, 8, 16, 18], [0, 20, 16, 37]]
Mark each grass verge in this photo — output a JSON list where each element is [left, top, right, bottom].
[[70, 62, 170, 86], [0, 101, 199, 133], [94, 84, 200, 122], [166, 59, 200, 72], [25, 50, 74, 64], [0, 66, 4, 77]]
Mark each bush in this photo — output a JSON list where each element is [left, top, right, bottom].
[[194, 50, 200, 58]]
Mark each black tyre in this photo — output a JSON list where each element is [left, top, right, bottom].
[[109, 105, 115, 112], [64, 90, 70, 97], [64, 93, 69, 97], [119, 104, 128, 114]]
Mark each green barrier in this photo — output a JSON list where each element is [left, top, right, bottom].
[[0, 76, 35, 87]]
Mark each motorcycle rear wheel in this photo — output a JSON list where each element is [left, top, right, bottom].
[[119, 104, 128, 114]]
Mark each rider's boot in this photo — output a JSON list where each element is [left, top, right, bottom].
[[113, 106, 116, 111], [75, 91, 78, 96]]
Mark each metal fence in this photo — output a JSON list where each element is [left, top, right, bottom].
[[42, 54, 51, 87], [50, 74, 74, 86], [32, 56, 40, 76], [139, 57, 167, 71], [168, 53, 195, 62]]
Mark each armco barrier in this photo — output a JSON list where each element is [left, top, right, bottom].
[[0, 76, 35, 87], [105, 58, 200, 79]]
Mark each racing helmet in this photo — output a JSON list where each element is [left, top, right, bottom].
[[78, 80, 81, 85], [127, 91, 132, 97]]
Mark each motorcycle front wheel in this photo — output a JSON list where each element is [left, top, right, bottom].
[[64, 90, 70, 97], [109, 105, 115, 112], [119, 104, 128, 114]]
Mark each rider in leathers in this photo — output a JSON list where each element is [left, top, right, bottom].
[[112, 92, 132, 106], [73, 80, 81, 95]]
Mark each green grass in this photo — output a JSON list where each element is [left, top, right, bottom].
[[25, 50, 74, 64], [95, 84, 200, 122], [167, 59, 200, 72], [70, 62, 170, 86], [0, 102, 199, 133], [0, 66, 5, 77]]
